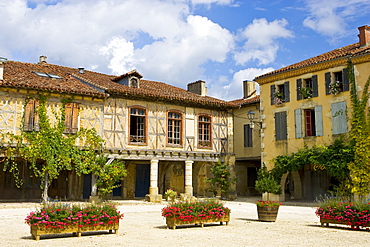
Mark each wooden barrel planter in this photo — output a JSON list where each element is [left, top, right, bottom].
[[257, 205, 279, 222]]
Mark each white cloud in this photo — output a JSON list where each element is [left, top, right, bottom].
[[0, 0, 235, 87], [233, 18, 293, 66], [191, 0, 235, 5], [303, 0, 370, 37], [208, 67, 274, 100]]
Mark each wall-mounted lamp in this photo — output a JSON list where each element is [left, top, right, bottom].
[[247, 110, 261, 129]]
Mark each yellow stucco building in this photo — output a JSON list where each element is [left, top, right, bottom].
[[254, 25, 370, 201]]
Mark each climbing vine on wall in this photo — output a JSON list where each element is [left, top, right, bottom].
[[0, 96, 125, 202], [347, 61, 370, 196]]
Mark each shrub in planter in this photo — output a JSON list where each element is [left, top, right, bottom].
[[161, 199, 230, 229]]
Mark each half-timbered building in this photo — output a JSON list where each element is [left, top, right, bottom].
[[0, 56, 237, 201]]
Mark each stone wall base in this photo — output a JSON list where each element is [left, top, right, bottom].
[[145, 194, 162, 203]]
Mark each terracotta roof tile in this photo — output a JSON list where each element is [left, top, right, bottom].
[[1, 60, 236, 109], [229, 95, 260, 106], [254, 42, 370, 80]]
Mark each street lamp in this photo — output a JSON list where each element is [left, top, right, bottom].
[[247, 110, 255, 128]]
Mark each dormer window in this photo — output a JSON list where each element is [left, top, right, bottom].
[[112, 70, 143, 88], [130, 78, 139, 88]]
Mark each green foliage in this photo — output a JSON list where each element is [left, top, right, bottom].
[[1, 96, 126, 201], [93, 156, 127, 197], [205, 160, 237, 198], [347, 61, 370, 196], [271, 138, 354, 193], [164, 188, 177, 202], [255, 165, 281, 195]]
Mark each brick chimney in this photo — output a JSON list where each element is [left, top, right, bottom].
[[358, 25, 370, 47], [187, 80, 207, 96], [0, 57, 7, 80]]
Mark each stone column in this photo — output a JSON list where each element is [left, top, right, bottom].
[[149, 159, 159, 195], [184, 160, 194, 197], [146, 159, 162, 202]]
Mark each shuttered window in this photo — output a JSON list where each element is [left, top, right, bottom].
[[64, 103, 79, 134], [275, 111, 287, 140], [23, 99, 40, 131], [332, 101, 348, 134], [244, 124, 253, 147]]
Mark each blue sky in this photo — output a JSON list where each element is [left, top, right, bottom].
[[0, 0, 369, 100]]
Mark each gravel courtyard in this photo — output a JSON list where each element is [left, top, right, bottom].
[[0, 198, 369, 247]]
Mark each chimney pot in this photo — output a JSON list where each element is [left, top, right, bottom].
[[358, 25, 370, 47], [243, 80, 256, 99], [0, 57, 7, 80], [39, 55, 47, 63]]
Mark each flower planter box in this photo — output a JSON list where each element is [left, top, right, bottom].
[[320, 218, 370, 228], [165, 213, 230, 230], [30, 223, 119, 241]]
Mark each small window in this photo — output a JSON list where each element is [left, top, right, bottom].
[[64, 103, 79, 134], [304, 109, 316, 137], [297, 76, 318, 100], [244, 124, 253, 147], [168, 112, 182, 145], [198, 115, 211, 148], [325, 70, 349, 95], [130, 107, 146, 143], [23, 99, 39, 131], [33, 71, 62, 79], [270, 81, 289, 105]]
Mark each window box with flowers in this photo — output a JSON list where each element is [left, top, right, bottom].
[[161, 200, 230, 229], [299, 87, 313, 99], [329, 81, 343, 95], [316, 199, 370, 230], [25, 202, 123, 240], [273, 92, 285, 106]]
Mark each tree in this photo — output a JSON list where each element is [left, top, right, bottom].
[[206, 160, 237, 199], [1, 96, 114, 202]]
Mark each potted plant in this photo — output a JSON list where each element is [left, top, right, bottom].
[[164, 188, 177, 202], [161, 199, 230, 229], [254, 166, 282, 222], [25, 202, 123, 240]]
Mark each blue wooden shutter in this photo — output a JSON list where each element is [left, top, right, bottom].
[[284, 81, 290, 102], [294, 109, 302, 138], [325, 72, 331, 95], [297, 79, 302, 100], [270, 85, 276, 105], [332, 101, 348, 134], [312, 75, 318, 97], [342, 68, 349, 91], [314, 105, 323, 136]]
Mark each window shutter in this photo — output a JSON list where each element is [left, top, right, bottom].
[[275, 111, 287, 140], [33, 100, 40, 131], [270, 85, 276, 105], [244, 124, 253, 147], [23, 100, 34, 131], [284, 81, 290, 102], [312, 75, 318, 97], [325, 72, 331, 95], [332, 101, 348, 134], [314, 105, 323, 136], [294, 109, 302, 138], [71, 103, 79, 134], [296, 79, 302, 100], [64, 103, 73, 133], [342, 68, 349, 91]]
